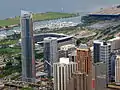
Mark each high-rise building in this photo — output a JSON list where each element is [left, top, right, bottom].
[[76, 44, 92, 90], [108, 37, 120, 52], [109, 52, 116, 82], [21, 10, 36, 82], [115, 55, 120, 85], [53, 58, 77, 90], [76, 44, 92, 74], [67, 72, 89, 90], [59, 44, 76, 59], [93, 40, 101, 63], [93, 40, 111, 63], [93, 40, 111, 84], [44, 37, 58, 77]]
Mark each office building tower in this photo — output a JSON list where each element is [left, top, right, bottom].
[[108, 37, 120, 52], [93, 40, 111, 63], [76, 44, 92, 90], [94, 40, 111, 84], [100, 41, 111, 84], [109, 52, 116, 82], [44, 37, 58, 77], [67, 72, 89, 90], [115, 55, 120, 85], [59, 44, 76, 59], [94, 62, 107, 90], [21, 10, 36, 82], [93, 40, 101, 63], [53, 58, 77, 90], [76, 44, 92, 74]]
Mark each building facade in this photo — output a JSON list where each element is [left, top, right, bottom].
[[21, 10, 36, 82], [53, 58, 77, 90], [59, 44, 76, 58], [108, 37, 120, 52], [67, 72, 89, 90], [109, 52, 116, 82], [76, 44, 92, 90], [93, 40, 111, 84], [115, 55, 120, 85], [93, 40, 101, 63], [44, 37, 58, 77], [76, 44, 92, 74]]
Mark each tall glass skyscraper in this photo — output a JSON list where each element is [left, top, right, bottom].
[[21, 10, 36, 82], [44, 37, 58, 77]]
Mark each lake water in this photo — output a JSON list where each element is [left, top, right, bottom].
[[0, 0, 120, 19], [0, 16, 82, 35]]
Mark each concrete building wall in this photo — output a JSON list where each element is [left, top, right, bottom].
[[76, 47, 92, 74], [44, 37, 58, 77], [53, 58, 77, 90], [67, 72, 90, 90], [76, 44, 92, 90], [115, 55, 120, 85]]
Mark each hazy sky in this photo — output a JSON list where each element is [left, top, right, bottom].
[[0, 0, 120, 19]]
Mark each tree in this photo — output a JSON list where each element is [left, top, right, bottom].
[[21, 87, 33, 90]]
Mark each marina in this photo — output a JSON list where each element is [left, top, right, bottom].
[[0, 16, 81, 38]]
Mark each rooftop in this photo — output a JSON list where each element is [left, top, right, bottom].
[[60, 58, 69, 64], [44, 37, 57, 41], [90, 5, 120, 15], [93, 40, 111, 46], [21, 10, 32, 18]]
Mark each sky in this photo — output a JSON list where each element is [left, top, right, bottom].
[[0, 0, 120, 19]]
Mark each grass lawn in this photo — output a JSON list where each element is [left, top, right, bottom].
[[0, 12, 76, 27], [0, 47, 21, 55], [0, 40, 18, 45]]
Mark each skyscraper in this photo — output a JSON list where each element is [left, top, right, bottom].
[[67, 72, 88, 90], [93, 40, 101, 63], [76, 44, 92, 74], [93, 40, 111, 84], [21, 10, 36, 82], [53, 58, 78, 90], [76, 44, 92, 90], [44, 37, 58, 77], [108, 37, 120, 52], [93, 40, 111, 63], [109, 52, 116, 82], [115, 55, 120, 85]]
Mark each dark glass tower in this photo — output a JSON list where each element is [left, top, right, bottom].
[[93, 41, 100, 63], [21, 10, 36, 82]]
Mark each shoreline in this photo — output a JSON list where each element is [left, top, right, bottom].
[[0, 12, 78, 30], [0, 14, 79, 31]]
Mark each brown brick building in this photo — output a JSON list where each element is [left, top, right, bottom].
[[76, 44, 92, 74]]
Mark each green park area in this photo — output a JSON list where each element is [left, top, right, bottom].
[[0, 12, 76, 27]]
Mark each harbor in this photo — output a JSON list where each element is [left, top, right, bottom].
[[0, 16, 81, 40]]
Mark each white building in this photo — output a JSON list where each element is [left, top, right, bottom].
[[44, 37, 58, 77], [59, 44, 76, 59], [108, 37, 120, 52], [53, 58, 78, 90], [115, 55, 120, 85]]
